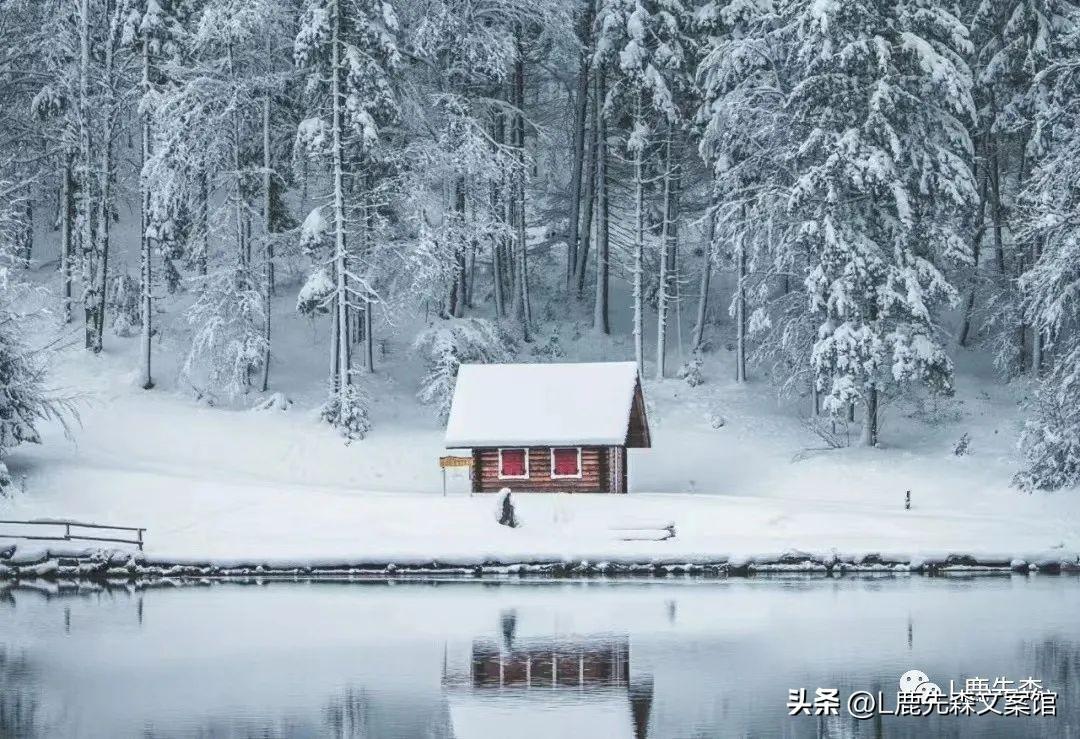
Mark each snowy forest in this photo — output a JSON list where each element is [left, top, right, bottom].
[[0, 0, 1078, 493]]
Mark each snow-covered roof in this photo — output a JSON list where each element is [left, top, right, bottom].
[[445, 362, 644, 448]]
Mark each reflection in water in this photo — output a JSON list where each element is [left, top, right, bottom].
[[464, 637, 630, 689], [0, 647, 42, 738], [323, 688, 372, 739], [444, 635, 652, 738], [1, 577, 1078, 738]]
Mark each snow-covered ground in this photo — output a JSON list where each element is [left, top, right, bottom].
[[2, 261, 1078, 569]]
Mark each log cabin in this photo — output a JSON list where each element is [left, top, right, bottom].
[[444, 362, 651, 494]]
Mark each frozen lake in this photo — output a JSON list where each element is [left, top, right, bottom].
[[2, 576, 1078, 738]]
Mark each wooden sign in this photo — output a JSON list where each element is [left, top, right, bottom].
[[439, 455, 473, 469]]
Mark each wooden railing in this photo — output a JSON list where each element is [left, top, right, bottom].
[[0, 519, 146, 551]]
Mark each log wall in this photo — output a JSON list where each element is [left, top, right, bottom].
[[472, 446, 616, 493]]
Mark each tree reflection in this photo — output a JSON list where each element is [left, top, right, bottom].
[[0, 647, 41, 739]]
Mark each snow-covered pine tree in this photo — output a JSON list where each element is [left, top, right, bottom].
[[968, 0, 1072, 376], [1013, 1, 1080, 489], [28, 1, 82, 326], [0, 183, 75, 492], [784, 0, 977, 445], [652, 5, 696, 381], [566, 0, 598, 289], [413, 317, 515, 420], [85, 0, 128, 354], [401, 0, 533, 324], [122, 0, 191, 390], [148, 0, 295, 398], [181, 267, 269, 402], [594, 0, 694, 373], [294, 0, 401, 438], [696, 0, 789, 386]]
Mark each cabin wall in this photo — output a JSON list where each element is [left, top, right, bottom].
[[472, 447, 617, 493]]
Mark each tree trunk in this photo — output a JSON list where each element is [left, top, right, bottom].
[[631, 97, 645, 373], [261, 90, 273, 392], [363, 299, 374, 372], [196, 165, 209, 276], [139, 35, 154, 390], [691, 204, 716, 352], [958, 162, 988, 348], [227, 43, 248, 270], [88, 0, 116, 354], [592, 64, 609, 334], [91, 116, 112, 352], [862, 385, 878, 447], [491, 111, 506, 318], [77, 0, 91, 326], [512, 36, 530, 341], [60, 154, 74, 323], [574, 80, 598, 298], [1031, 241, 1042, 375], [362, 175, 375, 373], [453, 178, 466, 318], [987, 122, 1006, 277], [565, 0, 595, 287], [734, 215, 747, 383], [655, 129, 679, 380], [331, 0, 351, 397], [20, 191, 32, 268]]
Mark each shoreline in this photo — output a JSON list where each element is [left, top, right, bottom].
[[3, 546, 1079, 583]]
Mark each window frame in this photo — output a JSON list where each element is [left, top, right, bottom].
[[549, 446, 583, 479], [497, 447, 530, 480]]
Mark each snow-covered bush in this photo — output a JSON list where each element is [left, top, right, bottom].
[[530, 329, 564, 361], [1015, 389, 1080, 492], [903, 391, 964, 426], [296, 267, 334, 316], [298, 206, 330, 256], [0, 319, 71, 493], [108, 273, 142, 337], [678, 352, 704, 387], [414, 317, 516, 419], [181, 267, 268, 401], [253, 392, 293, 412], [953, 433, 971, 457], [320, 382, 372, 441]]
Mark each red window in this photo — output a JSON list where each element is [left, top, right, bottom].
[[499, 448, 527, 478], [552, 448, 580, 477]]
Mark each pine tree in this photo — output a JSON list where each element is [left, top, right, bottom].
[[969, 0, 1070, 375], [295, 0, 401, 438], [122, 0, 191, 390], [696, 1, 793, 388], [595, 0, 693, 373], [783, 0, 977, 445], [0, 185, 75, 491], [1013, 1, 1080, 489]]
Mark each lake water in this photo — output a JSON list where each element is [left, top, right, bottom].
[[2, 576, 1078, 738]]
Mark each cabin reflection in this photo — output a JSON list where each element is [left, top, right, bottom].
[[469, 638, 629, 689], [443, 635, 654, 739]]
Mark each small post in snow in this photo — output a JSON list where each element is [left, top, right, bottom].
[[905, 490, 911, 511]]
